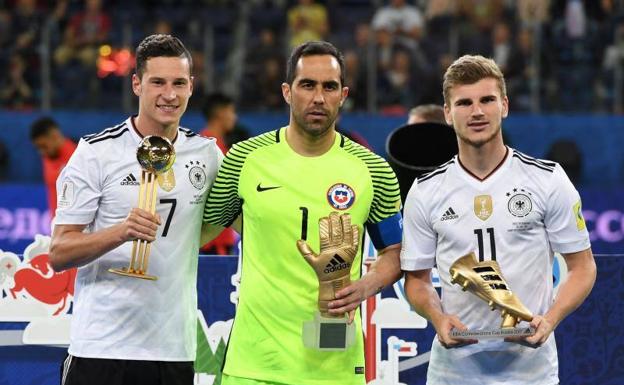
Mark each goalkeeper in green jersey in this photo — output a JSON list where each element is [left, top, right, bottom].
[[202, 41, 403, 385]]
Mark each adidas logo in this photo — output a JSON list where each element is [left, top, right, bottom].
[[441, 207, 459, 221], [324, 254, 350, 274], [120, 173, 140, 186]]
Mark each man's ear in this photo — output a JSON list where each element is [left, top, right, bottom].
[[132, 73, 141, 96], [340, 86, 349, 107], [282, 82, 291, 105], [501, 95, 509, 118], [444, 104, 453, 126]]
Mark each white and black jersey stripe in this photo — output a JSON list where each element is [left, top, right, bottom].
[[84, 122, 129, 144], [82, 122, 126, 140], [512, 150, 556, 173], [417, 159, 455, 184], [180, 127, 197, 138]]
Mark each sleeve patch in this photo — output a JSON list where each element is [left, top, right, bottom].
[[58, 181, 75, 208], [573, 200, 586, 231]]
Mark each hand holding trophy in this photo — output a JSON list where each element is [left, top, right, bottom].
[[297, 212, 359, 350], [109, 135, 176, 281], [448, 252, 535, 339]]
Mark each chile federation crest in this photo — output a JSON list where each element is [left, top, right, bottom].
[[327, 183, 356, 210]]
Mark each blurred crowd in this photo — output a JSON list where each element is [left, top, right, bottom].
[[2, 0, 624, 113]]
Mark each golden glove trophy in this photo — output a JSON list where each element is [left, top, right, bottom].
[[448, 252, 535, 339], [109, 135, 176, 281], [297, 212, 359, 351]]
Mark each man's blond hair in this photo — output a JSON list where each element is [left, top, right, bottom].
[[442, 55, 506, 105]]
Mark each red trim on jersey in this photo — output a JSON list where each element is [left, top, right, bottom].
[[458, 146, 509, 181]]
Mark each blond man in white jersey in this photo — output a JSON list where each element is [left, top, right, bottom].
[[49, 34, 223, 385], [400, 55, 596, 385]]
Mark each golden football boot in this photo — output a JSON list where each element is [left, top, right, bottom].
[[449, 252, 533, 328]]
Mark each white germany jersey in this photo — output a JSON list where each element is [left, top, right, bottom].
[[401, 147, 590, 385], [55, 117, 222, 361]]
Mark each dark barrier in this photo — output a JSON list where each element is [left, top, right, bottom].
[[385, 122, 458, 202]]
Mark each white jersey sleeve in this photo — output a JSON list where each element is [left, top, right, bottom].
[[55, 139, 102, 225], [400, 180, 437, 271], [544, 164, 591, 254]]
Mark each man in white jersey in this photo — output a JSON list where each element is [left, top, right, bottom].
[[400, 55, 596, 385], [49, 34, 223, 385]]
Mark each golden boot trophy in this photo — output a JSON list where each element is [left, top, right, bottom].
[[109, 136, 176, 281], [297, 212, 359, 350], [448, 252, 535, 339]]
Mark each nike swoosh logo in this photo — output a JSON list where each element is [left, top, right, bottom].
[[256, 183, 281, 192]]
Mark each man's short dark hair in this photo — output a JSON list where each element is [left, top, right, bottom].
[[135, 34, 193, 78], [285, 41, 345, 86], [202, 92, 234, 120], [30, 117, 59, 141]]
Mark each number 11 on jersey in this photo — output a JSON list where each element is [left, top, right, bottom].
[[474, 227, 496, 262]]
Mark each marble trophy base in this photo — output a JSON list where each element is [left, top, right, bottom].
[[302, 312, 355, 351]]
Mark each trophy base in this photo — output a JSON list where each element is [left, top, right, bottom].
[[450, 327, 535, 340], [302, 312, 355, 351], [108, 268, 158, 281]]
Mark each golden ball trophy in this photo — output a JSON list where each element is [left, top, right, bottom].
[[108, 135, 176, 281]]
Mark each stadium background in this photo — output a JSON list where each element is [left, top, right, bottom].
[[0, 0, 623, 384]]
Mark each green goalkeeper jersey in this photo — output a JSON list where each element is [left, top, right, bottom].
[[203, 128, 402, 385]]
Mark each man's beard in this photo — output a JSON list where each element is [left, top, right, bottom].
[[457, 125, 501, 148], [293, 109, 336, 138]]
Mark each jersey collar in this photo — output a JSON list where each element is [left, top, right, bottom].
[[456, 146, 511, 185], [128, 115, 180, 146], [278, 126, 344, 158]]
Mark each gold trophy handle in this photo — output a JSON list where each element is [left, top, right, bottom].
[[140, 172, 159, 274], [109, 135, 175, 281], [109, 170, 158, 280]]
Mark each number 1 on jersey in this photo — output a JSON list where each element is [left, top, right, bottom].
[[474, 227, 496, 262], [299, 207, 308, 241]]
